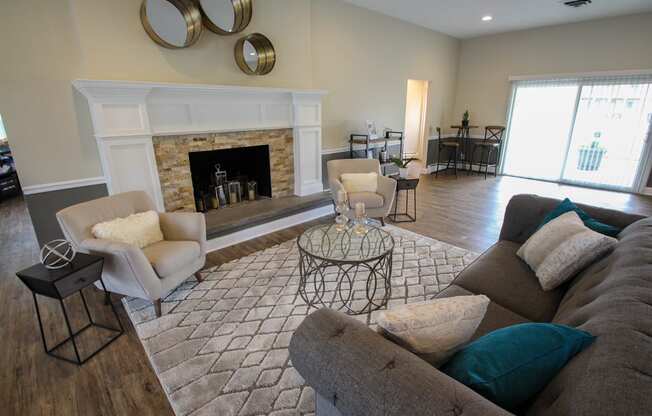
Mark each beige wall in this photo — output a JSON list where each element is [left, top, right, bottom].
[[0, 0, 459, 187], [0, 0, 312, 187], [312, 0, 459, 153], [453, 13, 652, 131]]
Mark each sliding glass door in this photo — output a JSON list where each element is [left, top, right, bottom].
[[502, 75, 652, 192]]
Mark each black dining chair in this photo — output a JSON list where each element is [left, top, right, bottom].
[[434, 127, 460, 178], [469, 126, 505, 179]]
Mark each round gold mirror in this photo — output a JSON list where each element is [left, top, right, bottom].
[[235, 33, 276, 75], [140, 0, 203, 49], [198, 0, 252, 35]]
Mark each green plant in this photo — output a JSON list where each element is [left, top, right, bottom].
[[462, 110, 470, 121], [390, 157, 418, 168]]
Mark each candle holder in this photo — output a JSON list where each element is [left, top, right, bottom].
[[228, 181, 242, 205], [354, 202, 368, 235], [247, 181, 257, 201], [334, 190, 350, 232]]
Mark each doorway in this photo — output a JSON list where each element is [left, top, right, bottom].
[[503, 76, 652, 192], [404, 80, 429, 160]]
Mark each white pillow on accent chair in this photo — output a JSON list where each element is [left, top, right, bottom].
[[517, 210, 618, 291], [340, 172, 378, 194], [377, 295, 490, 366], [92, 210, 164, 249]]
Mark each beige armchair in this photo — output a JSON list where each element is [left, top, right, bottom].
[[327, 159, 397, 225], [56, 191, 206, 317]]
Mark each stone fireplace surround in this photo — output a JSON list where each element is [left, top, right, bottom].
[[154, 128, 295, 212]]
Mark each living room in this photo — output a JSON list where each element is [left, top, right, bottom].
[[2, 1, 652, 415]]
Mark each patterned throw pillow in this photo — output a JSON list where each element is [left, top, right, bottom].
[[518, 211, 617, 291], [377, 295, 490, 366], [92, 210, 164, 249]]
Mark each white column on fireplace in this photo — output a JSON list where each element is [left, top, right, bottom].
[[73, 80, 327, 211]]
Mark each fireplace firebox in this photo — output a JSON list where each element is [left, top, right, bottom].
[[189, 145, 272, 212]]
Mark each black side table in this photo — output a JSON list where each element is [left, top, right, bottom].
[[389, 175, 419, 223], [16, 253, 123, 365]]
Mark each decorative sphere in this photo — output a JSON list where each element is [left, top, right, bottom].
[[40, 239, 76, 270]]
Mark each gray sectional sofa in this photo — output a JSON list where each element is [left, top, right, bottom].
[[289, 194, 652, 416]]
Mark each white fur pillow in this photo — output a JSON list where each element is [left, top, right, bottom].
[[517, 211, 618, 291], [92, 211, 164, 248], [377, 295, 490, 366], [340, 172, 378, 193]]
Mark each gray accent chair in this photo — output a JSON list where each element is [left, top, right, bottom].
[[290, 194, 652, 416], [327, 159, 397, 225], [56, 191, 206, 317]]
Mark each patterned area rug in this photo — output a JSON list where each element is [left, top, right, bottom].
[[122, 224, 478, 416]]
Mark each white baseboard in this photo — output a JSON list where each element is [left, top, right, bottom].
[[642, 187, 652, 196], [205, 204, 334, 253], [22, 176, 107, 195]]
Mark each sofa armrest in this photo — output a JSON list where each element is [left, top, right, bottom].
[[159, 212, 207, 256], [290, 309, 512, 416], [80, 238, 162, 300], [329, 179, 346, 203]]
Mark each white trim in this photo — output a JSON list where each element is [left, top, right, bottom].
[[509, 69, 652, 82], [22, 177, 107, 195], [642, 187, 652, 196], [205, 205, 333, 252]]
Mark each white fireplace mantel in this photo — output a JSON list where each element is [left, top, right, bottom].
[[73, 79, 327, 211]]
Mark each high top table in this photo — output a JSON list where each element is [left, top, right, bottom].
[[450, 125, 479, 171]]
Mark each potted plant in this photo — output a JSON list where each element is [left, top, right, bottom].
[[391, 157, 418, 178], [462, 110, 470, 127]]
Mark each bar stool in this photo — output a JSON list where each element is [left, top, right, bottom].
[[434, 127, 460, 178], [469, 126, 505, 179]]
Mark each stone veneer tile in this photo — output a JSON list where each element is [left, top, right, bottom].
[[153, 129, 295, 212]]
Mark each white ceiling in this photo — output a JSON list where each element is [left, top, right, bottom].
[[341, 0, 652, 39]]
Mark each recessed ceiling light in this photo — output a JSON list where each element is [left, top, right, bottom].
[[482, 15, 493, 22]]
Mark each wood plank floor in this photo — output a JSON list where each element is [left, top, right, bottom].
[[2, 174, 651, 415]]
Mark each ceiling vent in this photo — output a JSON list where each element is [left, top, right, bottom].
[[563, 0, 592, 7]]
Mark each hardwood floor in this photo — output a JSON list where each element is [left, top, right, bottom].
[[2, 175, 651, 415]]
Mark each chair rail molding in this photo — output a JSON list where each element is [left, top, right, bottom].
[[73, 80, 328, 211]]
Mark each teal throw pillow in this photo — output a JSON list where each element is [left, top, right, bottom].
[[441, 323, 595, 411], [539, 198, 620, 237]]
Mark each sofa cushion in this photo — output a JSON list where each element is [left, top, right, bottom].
[[452, 241, 565, 322], [442, 323, 595, 411], [525, 216, 652, 416], [348, 192, 384, 209], [436, 284, 531, 341], [143, 240, 201, 277], [377, 295, 489, 366], [538, 198, 621, 237], [517, 211, 618, 291]]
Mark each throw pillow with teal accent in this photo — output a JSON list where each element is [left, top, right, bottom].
[[538, 198, 620, 237], [441, 323, 595, 411]]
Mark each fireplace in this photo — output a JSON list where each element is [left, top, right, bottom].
[[189, 145, 272, 211]]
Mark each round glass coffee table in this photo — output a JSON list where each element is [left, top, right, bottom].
[[297, 223, 394, 315]]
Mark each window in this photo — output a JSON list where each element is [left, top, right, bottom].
[[502, 74, 652, 191]]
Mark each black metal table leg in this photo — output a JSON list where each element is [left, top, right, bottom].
[[32, 293, 49, 354]]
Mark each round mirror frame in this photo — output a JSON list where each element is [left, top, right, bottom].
[[199, 0, 252, 35], [235, 33, 276, 76], [140, 0, 203, 49]]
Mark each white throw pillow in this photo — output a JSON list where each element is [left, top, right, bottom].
[[377, 295, 490, 366], [340, 172, 378, 193], [517, 211, 618, 291], [92, 211, 164, 249]]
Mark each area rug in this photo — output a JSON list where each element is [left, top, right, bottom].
[[122, 224, 479, 416]]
